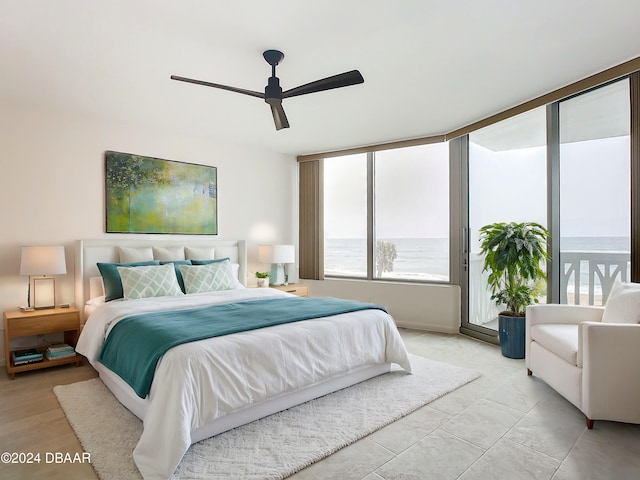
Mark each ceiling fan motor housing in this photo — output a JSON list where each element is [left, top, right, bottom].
[[265, 76, 283, 104]]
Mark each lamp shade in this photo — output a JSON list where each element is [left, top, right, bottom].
[[258, 245, 295, 264], [20, 246, 67, 275]]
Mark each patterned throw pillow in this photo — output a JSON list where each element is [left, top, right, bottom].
[[159, 260, 192, 293], [117, 263, 184, 300], [191, 258, 245, 289], [97, 261, 160, 302], [180, 260, 236, 294]]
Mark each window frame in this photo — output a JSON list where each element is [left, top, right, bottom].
[[299, 60, 640, 289], [321, 144, 451, 284]]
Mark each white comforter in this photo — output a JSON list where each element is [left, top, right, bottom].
[[76, 288, 412, 480]]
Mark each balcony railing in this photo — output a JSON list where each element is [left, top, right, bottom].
[[469, 250, 630, 327], [561, 251, 630, 305]]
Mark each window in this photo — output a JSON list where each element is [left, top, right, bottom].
[[323, 153, 367, 277], [467, 107, 547, 330], [559, 79, 631, 305], [374, 144, 449, 281], [323, 143, 449, 281], [460, 78, 636, 343]]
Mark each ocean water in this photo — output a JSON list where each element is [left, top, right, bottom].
[[560, 236, 629, 252], [324, 236, 630, 282], [325, 238, 449, 280]]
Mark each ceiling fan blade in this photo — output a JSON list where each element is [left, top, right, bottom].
[[170, 75, 264, 99], [270, 102, 290, 130], [282, 70, 364, 99]]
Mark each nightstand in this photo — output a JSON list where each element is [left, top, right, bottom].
[[4, 307, 82, 379], [270, 284, 309, 297]]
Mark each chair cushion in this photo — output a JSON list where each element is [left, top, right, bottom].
[[530, 324, 579, 366], [601, 281, 640, 324]]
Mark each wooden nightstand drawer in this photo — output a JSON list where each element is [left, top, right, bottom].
[[270, 284, 309, 297], [6, 312, 79, 336]]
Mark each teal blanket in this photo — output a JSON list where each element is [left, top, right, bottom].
[[98, 296, 387, 398]]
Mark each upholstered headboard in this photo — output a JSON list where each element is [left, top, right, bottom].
[[75, 238, 247, 321]]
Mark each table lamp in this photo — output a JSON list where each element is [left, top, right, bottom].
[[258, 245, 295, 286], [20, 246, 67, 310]]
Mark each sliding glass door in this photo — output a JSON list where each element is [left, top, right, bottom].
[[461, 78, 634, 341], [466, 107, 547, 334], [558, 79, 631, 305]]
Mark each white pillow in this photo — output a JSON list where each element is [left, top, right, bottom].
[[86, 295, 105, 306], [185, 246, 216, 261], [152, 246, 185, 261], [180, 260, 236, 294], [118, 246, 154, 263], [117, 263, 184, 300], [602, 281, 640, 324], [230, 262, 245, 289], [89, 276, 105, 299]]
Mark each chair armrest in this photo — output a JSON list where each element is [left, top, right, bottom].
[[526, 304, 604, 327], [581, 322, 640, 422]]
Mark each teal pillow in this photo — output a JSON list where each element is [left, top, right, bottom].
[[191, 257, 230, 265], [159, 260, 192, 293], [97, 261, 160, 302]]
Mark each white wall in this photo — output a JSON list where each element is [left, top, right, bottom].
[[306, 279, 461, 333], [0, 103, 297, 364]]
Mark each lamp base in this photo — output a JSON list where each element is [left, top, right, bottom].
[[270, 263, 287, 285]]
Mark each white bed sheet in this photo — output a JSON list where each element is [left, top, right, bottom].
[[76, 288, 412, 480]]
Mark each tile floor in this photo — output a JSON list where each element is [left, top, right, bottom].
[[290, 329, 640, 480], [1, 329, 639, 479]]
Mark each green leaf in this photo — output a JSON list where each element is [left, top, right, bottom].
[[478, 221, 550, 316]]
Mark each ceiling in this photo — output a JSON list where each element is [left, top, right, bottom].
[[2, 1, 640, 156], [471, 78, 631, 151]]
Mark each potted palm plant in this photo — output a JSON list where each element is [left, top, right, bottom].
[[478, 221, 550, 358]]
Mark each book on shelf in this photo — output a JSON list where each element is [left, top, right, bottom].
[[12, 348, 43, 365], [47, 343, 73, 353], [45, 350, 76, 360], [13, 347, 42, 359], [45, 344, 76, 360], [14, 357, 44, 366]]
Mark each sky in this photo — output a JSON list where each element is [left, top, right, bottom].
[[324, 143, 450, 239], [324, 80, 631, 248]]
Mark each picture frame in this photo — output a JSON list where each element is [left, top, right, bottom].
[[105, 151, 218, 234]]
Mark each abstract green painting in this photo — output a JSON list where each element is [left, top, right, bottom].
[[105, 151, 217, 234]]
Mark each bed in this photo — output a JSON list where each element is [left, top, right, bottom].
[[74, 239, 412, 480]]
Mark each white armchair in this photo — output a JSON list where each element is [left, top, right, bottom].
[[526, 282, 640, 429]]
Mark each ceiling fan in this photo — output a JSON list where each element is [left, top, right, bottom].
[[171, 49, 364, 131]]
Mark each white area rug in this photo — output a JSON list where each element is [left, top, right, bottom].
[[54, 355, 479, 480]]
